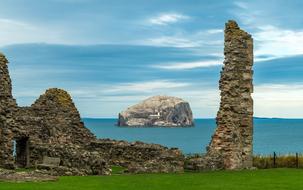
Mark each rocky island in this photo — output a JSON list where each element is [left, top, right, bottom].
[[117, 95, 194, 127]]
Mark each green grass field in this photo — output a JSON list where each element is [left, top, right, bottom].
[[0, 169, 302, 190]]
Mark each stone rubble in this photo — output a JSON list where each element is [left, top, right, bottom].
[[89, 139, 184, 173], [0, 168, 59, 182]]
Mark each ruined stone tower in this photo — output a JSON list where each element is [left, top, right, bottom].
[[0, 53, 18, 168], [206, 20, 254, 170]]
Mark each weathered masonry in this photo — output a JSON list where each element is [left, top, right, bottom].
[[0, 52, 184, 175], [0, 52, 108, 174], [205, 20, 254, 170]]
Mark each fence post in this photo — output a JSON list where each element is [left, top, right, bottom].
[[296, 152, 299, 168], [273, 152, 276, 168]]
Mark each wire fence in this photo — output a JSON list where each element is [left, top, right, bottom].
[[185, 152, 303, 169], [253, 152, 302, 169]]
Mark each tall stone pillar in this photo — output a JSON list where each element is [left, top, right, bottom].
[[0, 52, 17, 168], [206, 20, 254, 170]]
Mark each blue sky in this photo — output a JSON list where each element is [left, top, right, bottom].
[[1, 0, 303, 118]]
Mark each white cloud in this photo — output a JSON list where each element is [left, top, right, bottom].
[[104, 80, 190, 93], [13, 78, 191, 101], [152, 60, 222, 70], [0, 18, 34, 28], [143, 13, 223, 49], [145, 36, 201, 48], [254, 25, 303, 61], [253, 83, 303, 118], [148, 13, 189, 25], [0, 18, 69, 46], [206, 29, 223, 34], [232, 2, 303, 61], [142, 29, 223, 48]]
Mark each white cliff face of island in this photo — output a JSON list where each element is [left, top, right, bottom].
[[118, 95, 194, 127]]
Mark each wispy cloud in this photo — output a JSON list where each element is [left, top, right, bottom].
[[145, 36, 201, 48], [142, 28, 223, 48], [148, 13, 189, 25], [0, 17, 69, 46], [104, 80, 191, 93], [68, 80, 193, 97], [206, 29, 223, 34], [254, 25, 303, 61], [233, 2, 303, 62], [152, 60, 222, 70], [0, 18, 33, 28], [253, 83, 303, 118]]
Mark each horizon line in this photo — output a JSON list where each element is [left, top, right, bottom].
[[81, 117, 303, 120]]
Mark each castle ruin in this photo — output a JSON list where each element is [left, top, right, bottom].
[[0, 52, 184, 175], [0, 19, 254, 174]]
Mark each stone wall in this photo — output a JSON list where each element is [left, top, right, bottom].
[[31, 144, 110, 176], [0, 52, 104, 174], [204, 20, 254, 170], [89, 139, 184, 173], [0, 87, 105, 174]]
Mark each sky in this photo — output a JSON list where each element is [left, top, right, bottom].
[[1, 0, 303, 118]]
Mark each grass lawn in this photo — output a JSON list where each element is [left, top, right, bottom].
[[0, 168, 302, 190]]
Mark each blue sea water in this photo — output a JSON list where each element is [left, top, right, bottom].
[[83, 118, 303, 155]]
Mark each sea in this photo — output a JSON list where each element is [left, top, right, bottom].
[[83, 118, 303, 155]]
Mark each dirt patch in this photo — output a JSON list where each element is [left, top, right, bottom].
[[0, 169, 58, 182]]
